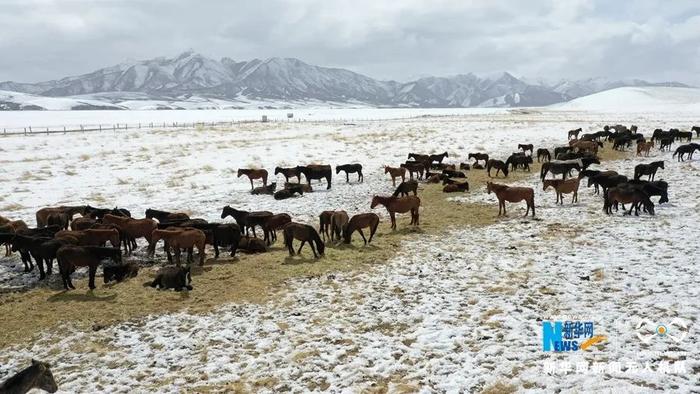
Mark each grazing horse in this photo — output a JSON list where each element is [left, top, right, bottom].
[[401, 161, 425, 180], [85, 206, 131, 219], [637, 141, 654, 157], [330, 211, 349, 242], [392, 180, 418, 197], [543, 178, 580, 204], [604, 187, 654, 216], [343, 213, 380, 245], [274, 166, 300, 183], [407, 153, 430, 163], [486, 182, 535, 217], [554, 146, 574, 159], [102, 214, 157, 255], [145, 208, 190, 223], [659, 137, 674, 151], [296, 165, 332, 189], [0, 359, 58, 394], [673, 143, 700, 161], [634, 161, 664, 181], [568, 128, 582, 140], [237, 168, 268, 190], [0, 219, 28, 256], [536, 148, 551, 163], [486, 159, 509, 178], [540, 160, 581, 180], [318, 210, 335, 242], [220, 206, 273, 237], [35, 206, 85, 228], [572, 140, 601, 155], [336, 164, 363, 183], [518, 144, 534, 155], [677, 131, 693, 142], [384, 166, 407, 186], [150, 265, 192, 291], [252, 182, 277, 195], [626, 180, 669, 204], [57, 245, 121, 290], [262, 213, 292, 245], [150, 227, 206, 265], [283, 222, 325, 258], [505, 154, 532, 172], [370, 196, 420, 230], [468, 153, 489, 166]]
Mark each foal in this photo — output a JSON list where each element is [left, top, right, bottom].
[[384, 166, 407, 186], [370, 195, 420, 230], [633, 161, 664, 181], [237, 168, 268, 190], [543, 178, 580, 204], [283, 222, 325, 258], [336, 164, 363, 183], [342, 213, 380, 245], [486, 182, 535, 217]]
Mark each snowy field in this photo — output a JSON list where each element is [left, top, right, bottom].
[[0, 106, 699, 392]]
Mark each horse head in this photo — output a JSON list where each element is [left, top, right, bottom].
[[31, 359, 58, 393], [370, 196, 380, 209]]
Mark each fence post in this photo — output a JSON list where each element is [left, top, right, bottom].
[[29, 126, 32, 133], [99, 125, 102, 132], [46, 127, 49, 135], [125, 124, 128, 130], [24, 127, 27, 135], [138, 123, 141, 129]]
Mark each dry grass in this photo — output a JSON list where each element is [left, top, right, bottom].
[[79, 154, 91, 162], [0, 203, 24, 212]]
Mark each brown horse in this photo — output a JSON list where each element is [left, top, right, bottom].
[[262, 213, 292, 245], [55, 228, 120, 248], [57, 245, 121, 290], [443, 181, 469, 193], [70, 216, 97, 231], [0, 219, 28, 256], [145, 208, 190, 222], [283, 222, 325, 258], [384, 166, 406, 186], [35, 206, 85, 228], [370, 195, 420, 230], [150, 227, 206, 265], [237, 168, 268, 190], [343, 213, 379, 245], [486, 182, 535, 217], [0, 359, 58, 394], [572, 140, 600, 155], [543, 178, 580, 204], [392, 180, 418, 197], [636, 141, 654, 157], [102, 214, 157, 254], [330, 210, 349, 242], [318, 210, 335, 242]]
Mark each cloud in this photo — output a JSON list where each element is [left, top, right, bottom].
[[0, 0, 698, 84]]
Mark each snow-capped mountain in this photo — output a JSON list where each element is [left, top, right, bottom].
[[0, 51, 689, 110]]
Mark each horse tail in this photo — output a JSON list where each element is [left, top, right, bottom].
[[540, 164, 547, 181]]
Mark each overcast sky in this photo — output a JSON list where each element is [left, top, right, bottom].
[[1, 0, 699, 84]]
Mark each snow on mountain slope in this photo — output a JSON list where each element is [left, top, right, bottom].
[[552, 87, 700, 112], [0, 90, 125, 110]]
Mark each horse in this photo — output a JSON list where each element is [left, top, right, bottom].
[[336, 164, 363, 183], [35, 206, 85, 228], [392, 180, 418, 197], [252, 182, 277, 195], [459, 162, 471, 171], [443, 181, 469, 193], [145, 208, 190, 223], [0, 359, 58, 394], [273, 188, 303, 200], [238, 236, 267, 253], [568, 128, 582, 140], [543, 178, 580, 204], [572, 140, 601, 155], [468, 153, 489, 166], [342, 213, 380, 245], [486, 159, 509, 178], [318, 211, 335, 242], [540, 160, 581, 180], [673, 143, 700, 161], [486, 182, 535, 217], [102, 214, 157, 255], [384, 166, 407, 187], [677, 131, 693, 142], [220, 206, 273, 237], [505, 154, 532, 172], [0, 219, 28, 256], [85, 206, 131, 219], [659, 137, 674, 151], [401, 161, 425, 180], [370, 196, 420, 230], [103, 262, 139, 283], [407, 153, 430, 163], [636, 141, 654, 157], [208, 223, 241, 258], [604, 186, 654, 216], [237, 168, 268, 190], [262, 213, 292, 245], [274, 166, 300, 183], [692, 126, 700, 137], [9, 234, 54, 278], [429, 152, 449, 163], [536, 148, 551, 163], [554, 146, 574, 159], [150, 265, 192, 291], [588, 173, 628, 195], [150, 227, 206, 265], [284, 182, 312, 193], [283, 222, 325, 258], [330, 211, 349, 242], [625, 180, 669, 204], [57, 245, 121, 290], [296, 165, 332, 189], [55, 228, 120, 248], [634, 161, 664, 181], [70, 217, 97, 231], [518, 144, 534, 155]]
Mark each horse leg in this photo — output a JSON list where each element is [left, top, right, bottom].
[[174, 248, 181, 266], [199, 244, 205, 266], [391, 176, 396, 187], [249, 178, 254, 190], [309, 242, 317, 258], [88, 264, 97, 290], [263, 174, 267, 186], [368, 222, 378, 244], [358, 229, 367, 245], [286, 235, 295, 256], [531, 198, 536, 217], [414, 208, 420, 225], [390, 212, 396, 230], [359, 171, 363, 182], [36, 257, 46, 280], [346, 172, 349, 183], [297, 240, 306, 255]]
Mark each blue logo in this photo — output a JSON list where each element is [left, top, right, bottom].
[[543, 320, 602, 352]]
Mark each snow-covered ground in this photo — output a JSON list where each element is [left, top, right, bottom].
[[0, 108, 698, 392], [553, 87, 700, 113]]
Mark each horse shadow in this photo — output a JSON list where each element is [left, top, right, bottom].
[[47, 290, 118, 303], [282, 255, 318, 265]]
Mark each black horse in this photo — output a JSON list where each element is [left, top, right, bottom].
[[540, 160, 581, 180], [692, 126, 700, 137], [0, 359, 58, 394], [274, 166, 300, 182], [220, 206, 273, 237], [505, 154, 532, 171], [486, 159, 509, 178], [85, 205, 131, 219], [468, 153, 489, 166], [536, 148, 551, 162], [518, 144, 534, 155], [589, 173, 628, 195], [296, 165, 332, 189], [673, 143, 700, 161], [335, 164, 363, 183], [634, 161, 664, 181], [554, 146, 574, 159], [626, 180, 669, 204], [392, 180, 419, 197]]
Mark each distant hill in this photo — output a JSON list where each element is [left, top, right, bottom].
[[0, 51, 690, 110], [551, 86, 700, 112]]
